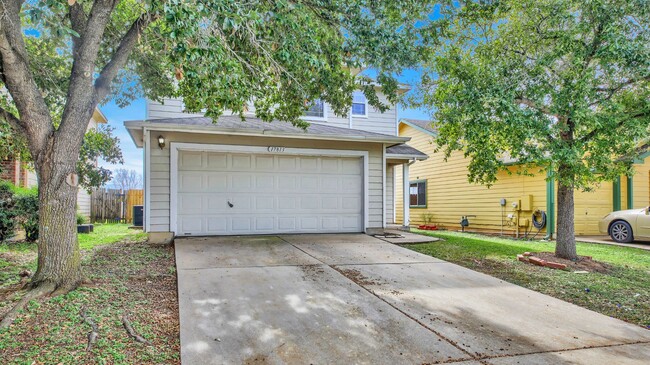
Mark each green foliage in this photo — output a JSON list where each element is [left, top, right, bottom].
[[77, 125, 124, 191], [4, 0, 438, 129], [0, 181, 17, 241], [413, 0, 650, 190], [14, 187, 39, 242], [76, 213, 86, 225]]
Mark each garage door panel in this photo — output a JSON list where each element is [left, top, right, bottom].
[[254, 155, 275, 170], [299, 157, 319, 172], [206, 153, 227, 168], [299, 176, 319, 192], [232, 217, 252, 231], [255, 175, 275, 191], [177, 151, 364, 235], [255, 217, 275, 231], [207, 174, 227, 191], [179, 195, 204, 214], [206, 217, 227, 233], [231, 154, 252, 169], [181, 151, 203, 169], [179, 173, 204, 192], [255, 196, 275, 210]]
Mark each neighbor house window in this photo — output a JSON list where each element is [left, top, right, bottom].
[[304, 99, 325, 118], [409, 180, 426, 207], [351, 91, 367, 117]]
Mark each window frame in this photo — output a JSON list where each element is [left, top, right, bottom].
[[351, 91, 368, 118], [409, 179, 427, 208], [301, 99, 328, 121]]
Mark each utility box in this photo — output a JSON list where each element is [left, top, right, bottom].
[[520, 194, 533, 211], [519, 218, 530, 227], [133, 205, 144, 227]]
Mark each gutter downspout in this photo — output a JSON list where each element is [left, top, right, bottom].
[[545, 169, 555, 240]]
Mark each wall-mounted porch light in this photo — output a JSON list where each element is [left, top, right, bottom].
[[157, 135, 166, 150]]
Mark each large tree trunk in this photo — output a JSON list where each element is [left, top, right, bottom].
[[555, 179, 578, 260], [30, 146, 82, 292]]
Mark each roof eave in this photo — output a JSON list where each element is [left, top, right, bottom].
[[385, 153, 428, 161], [124, 121, 410, 145], [399, 119, 436, 136]]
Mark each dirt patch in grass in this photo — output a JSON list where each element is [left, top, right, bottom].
[[0, 239, 180, 364], [531, 252, 612, 273]]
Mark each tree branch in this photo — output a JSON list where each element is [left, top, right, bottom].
[[0, 104, 25, 135], [514, 97, 563, 120], [94, 12, 159, 102], [0, 0, 53, 155], [580, 110, 650, 142], [68, 3, 88, 55]]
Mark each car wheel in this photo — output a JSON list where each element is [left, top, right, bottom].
[[610, 221, 634, 243]]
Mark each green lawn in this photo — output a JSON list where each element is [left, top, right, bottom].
[[408, 230, 650, 329]]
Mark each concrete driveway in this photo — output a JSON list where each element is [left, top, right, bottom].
[[175, 234, 650, 364]]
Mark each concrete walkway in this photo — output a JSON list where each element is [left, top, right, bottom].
[[175, 234, 650, 364], [577, 235, 650, 251]]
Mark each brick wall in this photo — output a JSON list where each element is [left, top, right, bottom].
[[0, 158, 19, 185]]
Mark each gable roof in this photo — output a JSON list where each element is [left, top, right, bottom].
[[125, 115, 410, 147], [385, 144, 428, 160], [399, 118, 437, 136]]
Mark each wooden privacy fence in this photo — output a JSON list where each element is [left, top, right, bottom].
[[125, 189, 144, 223], [90, 188, 144, 224]]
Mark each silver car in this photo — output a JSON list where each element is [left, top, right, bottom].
[[599, 207, 650, 243]]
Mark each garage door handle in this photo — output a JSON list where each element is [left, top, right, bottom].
[[227, 201, 234, 208]]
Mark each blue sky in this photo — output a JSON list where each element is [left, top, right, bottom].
[[99, 70, 432, 176]]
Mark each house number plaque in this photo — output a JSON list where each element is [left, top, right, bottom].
[[267, 146, 286, 152]]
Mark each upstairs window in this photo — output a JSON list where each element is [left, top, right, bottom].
[[351, 91, 368, 117], [304, 99, 325, 119], [409, 180, 427, 208]]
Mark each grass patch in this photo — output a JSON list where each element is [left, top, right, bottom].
[[408, 230, 650, 329], [78, 224, 147, 250], [0, 236, 179, 364]]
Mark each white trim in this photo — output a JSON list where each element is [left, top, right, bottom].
[[386, 153, 428, 160], [382, 144, 386, 228], [169, 142, 370, 235], [392, 166, 397, 224], [144, 129, 151, 232], [402, 163, 410, 227]]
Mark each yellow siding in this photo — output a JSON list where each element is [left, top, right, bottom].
[[633, 157, 650, 208], [396, 124, 547, 235], [396, 123, 643, 236], [572, 183, 613, 235]]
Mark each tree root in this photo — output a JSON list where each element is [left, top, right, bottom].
[[80, 306, 99, 351], [122, 314, 150, 344], [0, 283, 56, 329]]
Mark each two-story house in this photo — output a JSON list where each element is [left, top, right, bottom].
[[125, 89, 427, 243]]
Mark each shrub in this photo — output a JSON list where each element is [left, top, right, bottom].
[[76, 213, 87, 225], [0, 180, 17, 241], [14, 186, 39, 242]]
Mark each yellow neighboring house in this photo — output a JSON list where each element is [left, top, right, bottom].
[[395, 119, 650, 237]]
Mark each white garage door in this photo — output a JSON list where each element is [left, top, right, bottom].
[[175, 150, 364, 235]]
